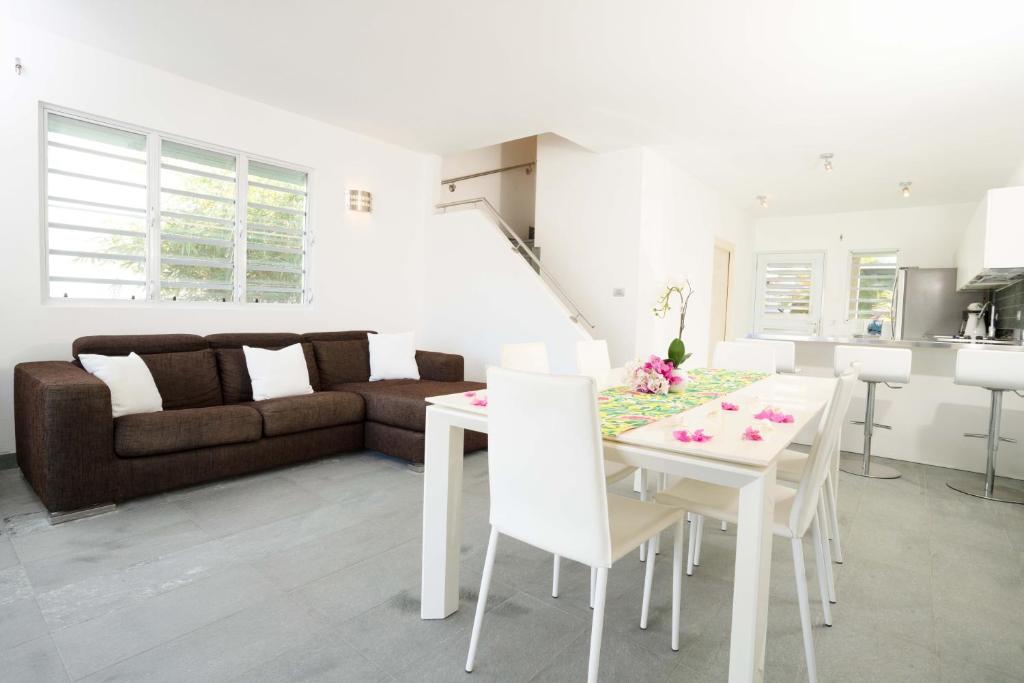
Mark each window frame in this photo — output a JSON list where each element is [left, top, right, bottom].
[[846, 249, 900, 323], [39, 104, 314, 307], [753, 250, 826, 336]]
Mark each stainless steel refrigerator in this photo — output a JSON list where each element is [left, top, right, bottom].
[[893, 267, 978, 340]]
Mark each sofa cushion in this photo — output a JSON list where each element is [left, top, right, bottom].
[[114, 405, 262, 458], [313, 340, 371, 385], [252, 392, 365, 437], [330, 380, 485, 432], [140, 349, 223, 410], [216, 344, 320, 403], [301, 331, 376, 343], [73, 334, 207, 359], [205, 332, 302, 349]]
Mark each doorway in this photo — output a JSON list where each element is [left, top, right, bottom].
[[708, 240, 734, 357]]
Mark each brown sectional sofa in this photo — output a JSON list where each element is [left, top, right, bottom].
[[14, 331, 486, 516]]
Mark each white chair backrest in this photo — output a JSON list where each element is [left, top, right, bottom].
[[500, 342, 550, 373], [833, 345, 911, 384], [736, 339, 796, 373], [955, 348, 1024, 391], [789, 366, 859, 536], [712, 341, 777, 374], [486, 367, 612, 567], [576, 339, 612, 389]]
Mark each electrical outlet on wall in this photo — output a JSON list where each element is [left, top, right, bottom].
[[612, 287, 625, 298]]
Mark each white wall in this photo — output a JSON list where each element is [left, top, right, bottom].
[[419, 210, 590, 379], [534, 135, 754, 368], [753, 203, 976, 336], [534, 134, 644, 365], [439, 137, 536, 241], [0, 22, 435, 452], [634, 149, 755, 368]]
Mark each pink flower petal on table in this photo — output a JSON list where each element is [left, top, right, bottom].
[[753, 409, 773, 420], [463, 391, 477, 397], [672, 430, 693, 443], [691, 428, 713, 442], [471, 398, 488, 407], [742, 426, 763, 441], [721, 401, 739, 411]]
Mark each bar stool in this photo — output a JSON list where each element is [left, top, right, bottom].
[[736, 338, 797, 373], [834, 345, 912, 479], [947, 349, 1024, 504]]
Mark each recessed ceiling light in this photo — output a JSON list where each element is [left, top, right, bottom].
[[757, 195, 769, 208], [820, 153, 834, 173], [899, 181, 912, 198]]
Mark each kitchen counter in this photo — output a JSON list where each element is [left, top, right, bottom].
[[747, 333, 1024, 481], [751, 333, 1024, 351]]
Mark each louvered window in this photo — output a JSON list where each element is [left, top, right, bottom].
[[159, 141, 237, 302], [754, 252, 824, 335], [42, 107, 311, 305], [848, 251, 898, 321], [245, 162, 307, 304], [45, 114, 149, 300]]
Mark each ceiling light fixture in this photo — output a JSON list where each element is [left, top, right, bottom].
[[820, 153, 834, 173], [757, 195, 769, 209], [899, 181, 912, 198]]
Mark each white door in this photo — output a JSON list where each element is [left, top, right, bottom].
[[708, 243, 733, 356], [754, 252, 825, 335]]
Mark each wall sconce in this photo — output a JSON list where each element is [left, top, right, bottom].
[[348, 189, 372, 213]]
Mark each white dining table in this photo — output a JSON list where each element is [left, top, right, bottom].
[[420, 372, 836, 683]]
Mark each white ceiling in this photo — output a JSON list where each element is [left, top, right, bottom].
[[13, 0, 1024, 216]]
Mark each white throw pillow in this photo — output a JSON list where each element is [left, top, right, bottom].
[[367, 332, 420, 381], [79, 352, 164, 418], [243, 344, 314, 401]]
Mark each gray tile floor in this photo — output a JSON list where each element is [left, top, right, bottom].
[[1, 451, 1022, 682]]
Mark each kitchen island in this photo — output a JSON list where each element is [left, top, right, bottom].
[[751, 334, 1024, 480]]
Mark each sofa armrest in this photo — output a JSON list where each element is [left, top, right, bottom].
[[415, 350, 464, 382], [14, 361, 117, 514]]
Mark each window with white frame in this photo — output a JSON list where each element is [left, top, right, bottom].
[[754, 252, 825, 335], [848, 250, 898, 321], [43, 108, 310, 304]]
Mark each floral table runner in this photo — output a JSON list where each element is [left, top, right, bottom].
[[598, 368, 769, 437]]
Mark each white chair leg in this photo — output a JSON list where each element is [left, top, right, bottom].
[[811, 516, 833, 626], [791, 537, 818, 683], [816, 499, 837, 604], [825, 474, 844, 564], [721, 520, 728, 532], [640, 534, 658, 629], [639, 469, 650, 562], [589, 567, 596, 608], [552, 554, 561, 598], [588, 567, 609, 683], [693, 515, 704, 566], [672, 519, 684, 651], [686, 515, 697, 576], [466, 527, 499, 673]]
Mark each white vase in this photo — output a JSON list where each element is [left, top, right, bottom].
[[669, 370, 687, 393]]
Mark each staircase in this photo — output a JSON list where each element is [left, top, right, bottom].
[[435, 197, 594, 331]]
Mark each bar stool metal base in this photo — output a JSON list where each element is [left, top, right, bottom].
[[946, 476, 1024, 505], [839, 453, 901, 479], [840, 381, 901, 479], [947, 390, 1023, 504]]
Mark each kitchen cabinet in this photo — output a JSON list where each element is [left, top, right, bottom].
[[956, 186, 1024, 291]]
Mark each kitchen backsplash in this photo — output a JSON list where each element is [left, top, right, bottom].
[[994, 278, 1024, 331]]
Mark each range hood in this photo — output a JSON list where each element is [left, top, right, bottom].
[[960, 268, 1024, 290]]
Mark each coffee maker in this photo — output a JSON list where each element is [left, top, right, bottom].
[[960, 302, 993, 339]]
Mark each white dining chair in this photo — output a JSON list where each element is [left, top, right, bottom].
[[643, 366, 858, 683], [466, 368, 687, 682], [500, 342, 550, 373], [712, 340, 778, 374], [736, 338, 797, 373], [500, 341, 640, 600], [690, 340, 778, 560]]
